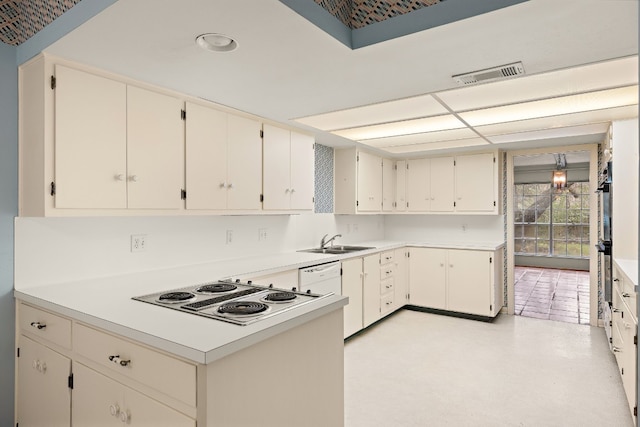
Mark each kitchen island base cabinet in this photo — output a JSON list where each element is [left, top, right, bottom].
[[343, 257, 364, 338], [73, 362, 195, 427], [200, 309, 344, 427]]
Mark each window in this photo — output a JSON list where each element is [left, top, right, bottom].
[[514, 182, 590, 258]]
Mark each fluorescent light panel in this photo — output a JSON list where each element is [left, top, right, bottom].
[[358, 128, 478, 147], [383, 138, 488, 154], [332, 114, 465, 140], [459, 85, 638, 127], [487, 123, 610, 144], [294, 94, 448, 131], [436, 56, 638, 111]]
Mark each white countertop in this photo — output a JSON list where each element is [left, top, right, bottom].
[[614, 258, 639, 291], [15, 239, 505, 365]]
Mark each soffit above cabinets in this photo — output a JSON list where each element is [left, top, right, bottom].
[[293, 56, 639, 154]]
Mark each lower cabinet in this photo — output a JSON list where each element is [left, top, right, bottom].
[[17, 336, 71, 427], [72, 363, 195, 427], [342, 257, 364, 338], [363, 254, 382, 328], [409, 247, 503, 317], [611, 261, 637, 421]]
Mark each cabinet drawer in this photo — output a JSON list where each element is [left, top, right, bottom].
[[18, 303, 72, 349], [380, 264, 395, 281], [73, 323, 196, 407], [612, 321, 625, 369], [614, 274, 636, 322], [381, 293, 394, 316], [380, 278, 394, 296], [380, 251, 395, 265]]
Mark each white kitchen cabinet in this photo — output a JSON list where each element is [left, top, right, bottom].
[[382, 158, 395, 212], [409, 247, 502, 317], [21, 58, 185, 215], [454, 152, 496, 212], [262, 124, 315, 211], [185, 101, 263, 211], [72, 363, 194, 427], [393, 248, 409, 310], [343, 257, 364, 338], [430, 156, 454, 212], [395, 160, 407, 212], [406, 158, 430, 212], [334, 148, 382, 214], [363, 254, 382, 327], [611, 261, 637, 421], [16, 336, 71, 427], [237, 268, 298, 290], [409, 247, 447, 310]]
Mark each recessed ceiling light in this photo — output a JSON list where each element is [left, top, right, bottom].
[[196, 33, 238, 52]]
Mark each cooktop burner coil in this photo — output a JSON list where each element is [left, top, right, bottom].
[[157, 291, 196, 304], [263, 292, 297, 303], [218, 301, 269, 316], [196, 283, 238, 294]]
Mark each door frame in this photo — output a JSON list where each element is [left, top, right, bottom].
[[506, 143, 599, 326]]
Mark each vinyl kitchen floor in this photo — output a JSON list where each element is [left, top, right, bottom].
[[514, 266, 590, 325], [344, 309, 632, 427]]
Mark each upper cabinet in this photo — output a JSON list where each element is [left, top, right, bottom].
[[19, 55, 312, 217], [262, 124, 315, 211], [185, 102, 262, 211], [333, 148, 500, 215], [335, 148, 382, 214]]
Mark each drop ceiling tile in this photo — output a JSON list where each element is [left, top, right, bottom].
[[294, 94, 448, 130], [332, 114, 465, 140], [487, 123, 610, 144], [358, 127, 478, 147], [436, 56, 638, 112], [458, 85, 638, 127], [474, 105, 638, 136], [382, 137, 488, 154]]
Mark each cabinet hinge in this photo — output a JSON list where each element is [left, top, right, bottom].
[[340, 268, 343, 276], [312, 196, 315, 203], [394, 164, 397, 170], [622, 367, 625, 375], [453, 160, 456, 166], [16, 347, 19, 358], [406, 163, 409, 170], [50, 182, 56, 196], [68, 374, 74, 389], [357, 154, 359, 161], [490, 304, 493, 311], [453, 201, 456, 207], [180, 109, 186, 120], [260, 194, 264, 202], [181, 189, 186, 200], [489, 257, 492, 263], [493, 157, 496, 163], [609, 337, 613, 344], [634, 406, 637, 417], [50, 75, 56, 89], [635, 335, 637, 346], [260, 130, 264, 138], [356, 200, 359, 207], [493, 201, 496, 207], [407, 252, 411, 258], [313, 143, 315, 150]]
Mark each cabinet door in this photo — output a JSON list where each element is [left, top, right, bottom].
[[184, 102, 228, 210], [455, 153, 495, 212], [395, 160, 407, 211], [430, 156, 454, 212], [263, 124, 291, 210], [227, 115, 262, 210], [342, 257, 364, 338], [407, 158, 430, 211], [17, 336, 71, 427], [357, 151, 382, 211], [394, 248, 409, 309], [447, 250, 492, 316], [409, 248, 447, 309], [127, 86, 183, 209], [363, 254, 381, 327], [54, 65, 127, 209], [289, 131, 315, 210], [73, 363, 194, 427], [382, 158, 395, 212]]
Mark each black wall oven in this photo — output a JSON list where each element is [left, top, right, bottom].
[[597, 161, 612, 302]]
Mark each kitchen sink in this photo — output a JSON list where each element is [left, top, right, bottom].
[[299, 245, 375, 255]]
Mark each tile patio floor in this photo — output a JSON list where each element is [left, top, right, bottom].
[[514, 266, 590, 325]]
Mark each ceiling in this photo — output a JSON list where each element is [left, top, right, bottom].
[[42, 0, 639, 157]]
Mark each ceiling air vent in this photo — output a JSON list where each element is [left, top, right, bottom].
[[453, 62, 525, 86]]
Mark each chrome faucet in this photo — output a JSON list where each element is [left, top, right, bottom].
[[320, 233, 342, 249]]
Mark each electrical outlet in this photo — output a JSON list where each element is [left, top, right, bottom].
[[131, 234, 147, 252], [226, 230, 233, 244], [353, 223, 359, 232], [258, 228, 268, 241], [462, 224, 468, 232]]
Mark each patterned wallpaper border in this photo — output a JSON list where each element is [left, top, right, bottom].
[[313, 0, 441, 29], [314, 143, 334, 213], [0, 0, 81, 46]]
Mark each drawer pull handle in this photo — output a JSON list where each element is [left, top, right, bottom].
[[109, 404, 120, 417], [108, 355, 131, 367], [622, 292, 631, 298], [386, 301, 392, 306], [614, 278, 620, 282], [119, 410, 130, 423], [30, 322, 46, 330], [32, 359, 46, 373], [612, 346, 622, 353], [612, 308, 621, 313]]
